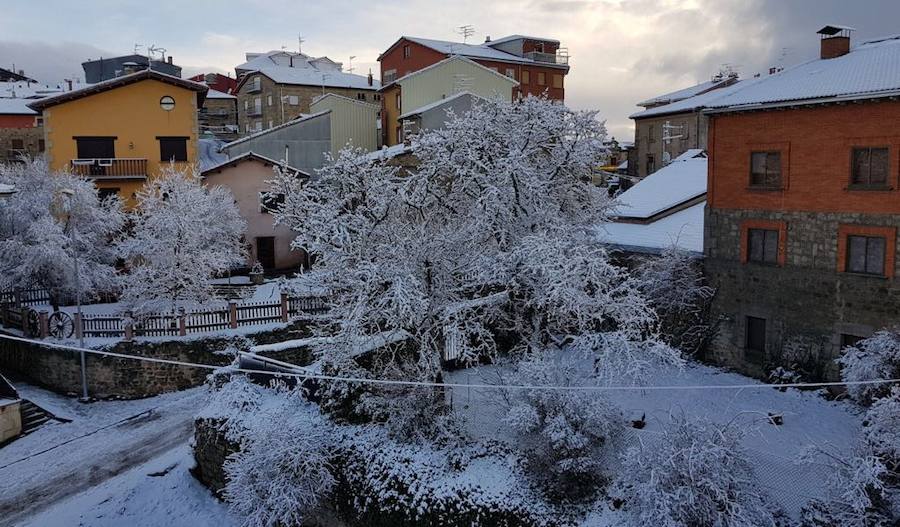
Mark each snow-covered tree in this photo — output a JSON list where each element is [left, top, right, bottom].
[[838, 329, 900, 405], [0, 157, 124, 303], [270, 96, 681, 423], [504, 352, 623, 502], [616, 414, 779, 527], [636, 246, 715, 355], [118, 166, 246, 314], [864, 387, 900, 469]]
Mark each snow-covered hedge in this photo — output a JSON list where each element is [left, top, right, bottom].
[[615, 414, 780, 527], [838, 329, 900, 405]]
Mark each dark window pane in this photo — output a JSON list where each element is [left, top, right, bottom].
[[841, 334, 865, 350], [765, 152, 781, 186], [750, 152, 767, 185], [746, 316, 766, 353], [852, 148, 869, 184], [763, 230, 779, 262], [748, 229, 764, 262], [866, 237, 886, 275], [76, 137, 115, 158], [159, 137, 188, 162], [869, 148, 889, 184], [847, 236, 868, 273]]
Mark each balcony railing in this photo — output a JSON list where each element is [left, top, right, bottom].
[[247, 107, 263, 117], [70, 158, 148, 180], [524, 51, 569, 65], [246, 78, 261, 93]]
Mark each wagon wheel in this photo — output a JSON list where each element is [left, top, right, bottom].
[[25, 309, 41, 336], [48, 311, 75, 339]]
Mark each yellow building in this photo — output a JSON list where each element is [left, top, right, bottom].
[[28, 70, 208, 206]]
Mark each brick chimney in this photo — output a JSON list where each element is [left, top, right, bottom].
[[367, 70, 373, 86], [167, 56, 173, 64], [818, 25, 854, 59]]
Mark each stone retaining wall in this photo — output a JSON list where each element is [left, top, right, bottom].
[[0, 322, 312, 399]]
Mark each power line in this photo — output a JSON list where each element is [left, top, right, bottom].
[[1, 333, 897, 393]]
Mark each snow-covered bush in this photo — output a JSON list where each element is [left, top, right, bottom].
[[204, 377, 336, 527], [635, 246, 715, 354], [768, 335, 829, 385], [504, 353, 623, 502], [0, 157, 124, 302], [800, 445, 897, 527], [864, 387, 900, 470], [616, 414, 779, 527], [838, 329, 900, 405], [118, 166, 246, 314], [334, 426, 565, 526]]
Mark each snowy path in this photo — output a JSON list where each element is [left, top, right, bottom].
[[0, 386, 207, 527]]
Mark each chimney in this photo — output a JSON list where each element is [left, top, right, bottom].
[[485, 36, 491, 43], [65, 79, 73, 91], [818, 25, 854, 59], [167, 56, 173, 64], [367, 70, 373, 86]]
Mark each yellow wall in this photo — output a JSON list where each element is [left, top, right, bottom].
[[43, 78, 200, 206]]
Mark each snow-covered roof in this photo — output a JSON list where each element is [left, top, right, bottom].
[[398, 91, 485, 120], [614, 149, 707, 219], [0, 98, 37, 115], [201, 150, 306, 176], [237, 50, 343, 73], [250, 66, 379, 90], [598, 200, 705, 254], [366, 143, 414, 161], [707, 35, 900, 111], [631, 79, 752, 119], [197, 138, 228, 172], [637, 78, 731, 107], [221, 110, 331, 150], [485, 34, 560, 46], [27, 70, 208, 111], [205, 87, 236, 99], [0, 81, 67, 99], [387, 36, 568, 69]]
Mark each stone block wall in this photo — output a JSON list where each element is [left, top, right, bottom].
[[705, 207, 900, 379], [0, 399, 21, 443]]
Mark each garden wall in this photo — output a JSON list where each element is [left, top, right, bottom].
[[0, 322, 312, 399]]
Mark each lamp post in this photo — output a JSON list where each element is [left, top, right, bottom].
[[61, 188, 88, 401]]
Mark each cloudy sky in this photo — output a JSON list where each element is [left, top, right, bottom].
[[3, 0, 898, 139]]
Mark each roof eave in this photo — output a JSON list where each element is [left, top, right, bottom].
[[704, 90, 900, 115]]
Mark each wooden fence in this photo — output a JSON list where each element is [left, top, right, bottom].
[[0, 288, 51, 309], [1, 292, 329, 341]]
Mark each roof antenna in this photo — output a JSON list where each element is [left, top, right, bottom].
[[456, 25, 475, 43], [298, 33, 305, 54], [348, 55, 356, 73]]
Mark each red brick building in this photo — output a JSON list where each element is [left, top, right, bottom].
[[702, 26, 900, 379], [189, 73, 238, 95], [378, 35, 569, 101]]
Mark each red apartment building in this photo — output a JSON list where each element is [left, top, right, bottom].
[[702, 26, 900, 379]]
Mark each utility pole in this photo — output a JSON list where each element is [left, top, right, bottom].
[[61, 189, 88, 401]]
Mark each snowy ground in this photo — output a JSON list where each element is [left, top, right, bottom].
[[0, 384, 226, 527]]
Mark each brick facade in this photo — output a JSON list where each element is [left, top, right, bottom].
[[236, 72, 378, 135], [705, 99, 900, 379]]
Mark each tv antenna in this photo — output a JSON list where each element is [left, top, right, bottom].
[[147, 44, 167, 68], [133, 43, 143, 56], [456, 25, 475, 43], [348, 55, 356, 73]]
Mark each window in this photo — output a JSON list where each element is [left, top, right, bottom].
[[396, 126, 402, 144], [357, 93, 367, 101], [97, 187, 120, 201], [75, 136, 115, 159], [267, 95, 273, 106], [851, 147, 889, 187], [747, 228, 779, 264], [537, 72, 546, 86], [646, 154, 655, 175], [521, 70, 530, 84], [10, 139, 24, 151], [505, 68, 515, 79], [268, 120, 273, 129], [374, 94, 381, 101], [244, 100, 248, 110], [158, 136, 188, 162], [245, 123, 250, 133], [745, 316, 767, 358], [288, 95, 299, 106], [259, 192, 285, 214], [846, 235, 886, 275], [750, 151, 782, 187], [403, 45, 411, 58], [841, 333, 866, 351], [395, 93, 401, 111], [383, 69, 397, 83], [552, 74, 563, 89], [38, 139, 45, 152]]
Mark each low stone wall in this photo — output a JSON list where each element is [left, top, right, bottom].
[[0, 322, 313, 399], [0, 399, 21, 443]]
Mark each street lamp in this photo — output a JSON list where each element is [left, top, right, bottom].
[[61, 188, 88, 401]]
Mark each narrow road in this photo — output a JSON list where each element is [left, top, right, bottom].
[[0, 390, 203, 527]]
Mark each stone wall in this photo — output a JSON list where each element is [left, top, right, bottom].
[[0, 322, 313, 399], [705, 207, 900, 379], [0, 125, 43, 161], [0, 399, 21, 443]]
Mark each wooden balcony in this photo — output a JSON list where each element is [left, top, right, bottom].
[[70, 158, 148, 180]]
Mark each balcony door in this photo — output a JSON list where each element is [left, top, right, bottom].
[[255, 237, 276, 270]]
